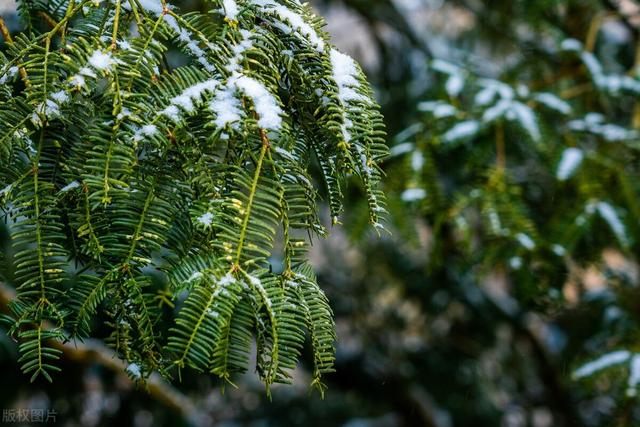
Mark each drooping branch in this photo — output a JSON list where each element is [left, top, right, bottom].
[[0, 282, 206, 424], [0, 0, 386, 392]]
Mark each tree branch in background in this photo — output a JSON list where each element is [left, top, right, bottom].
[[0, 282, 205, 425]]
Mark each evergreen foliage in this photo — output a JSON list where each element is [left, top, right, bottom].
[[375, 2, 640, 421], [0, 0, 386, 391]]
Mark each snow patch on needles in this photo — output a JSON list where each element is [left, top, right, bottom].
[[248, 275, 261, 287], [445, 74, 464, 97], [573, 350, 630, 379], [418, 101, 457, 118], [251, 0, 325, 52], [31, 88, 74, 127], [354, 143, 383, 214], [60, 181, 81, 193], [218, 273, 236, 287], [68, 49, 120, 90], [222, 0, 239, 21], [354, 143, 372, 175], [443, 120, 480, 143], [117, 40, 132, 50], [401, 188, 426, 202], [534, 93, 572, 115], [142, 124, 157, 135], [160, 79, 221, 120], [215, 30, 282, 130], [233, 75, 283, 130], [330, 48, 369, 142], [568, 113, 638, 141], [331, 49, 366, 100], [515, 233, 535, 250], [0, 184, 13, 197], [596, 202, 628, 246], [247, 274, 272, 308], [210, 86, 244, 129], [126, 363, 141, 379], [133, 124, 158, 142], [174, 80, 220, 112], [135, 0, 164, 15], [134, 0, 217, 72], [163, 30, 280, 131], [475, 79, 515, 106], [88, 50, 115, 70], [512, 102, 540, 141], [430, 59, 466, 97], [225, 30, 254, 73], [187, 272, 204, 283], [274, 146, 297, 162], [0, 65, 18, 85], [69, 74, 86, 88], [561, 38, 640, 95], [481, 98, 540, 141], [628, 355, 640, 396], [50, 90, 69, 103], [197, 212, 214, 226], [556, 148, 584, 181], [574, 350, 640, 396], [560, 38, 583, 52]]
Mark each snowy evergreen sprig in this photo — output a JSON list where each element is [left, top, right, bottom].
[[0, 0, 386, 392]]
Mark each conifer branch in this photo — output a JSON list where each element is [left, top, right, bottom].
[[0, 282, 206, 423], [0, 0, 387, 390]]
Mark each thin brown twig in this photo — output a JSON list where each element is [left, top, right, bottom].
[[0, 16, 11, 42], [585, 11, 608, 52], [560, 83, 593, 99], [0, 17, 31, 87], [37, 11, 58, 29]]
